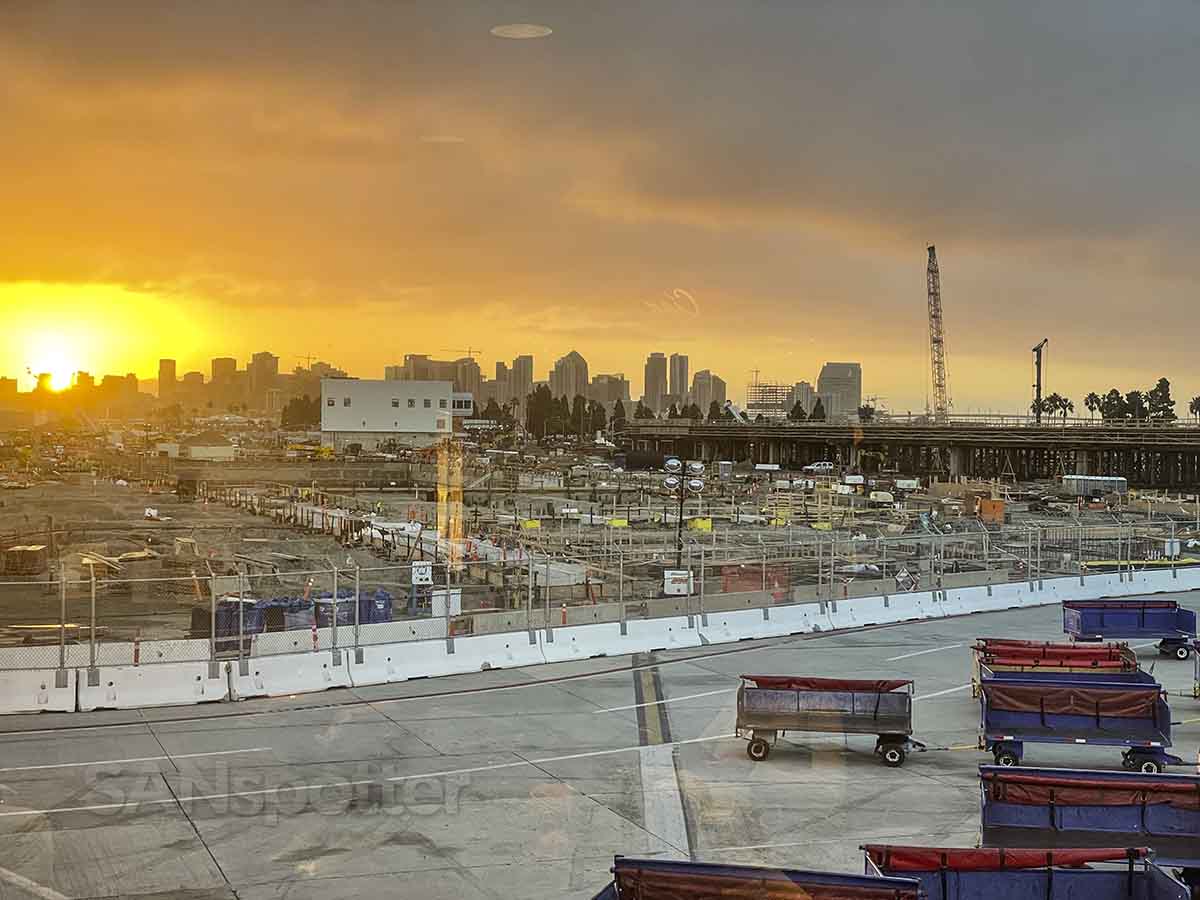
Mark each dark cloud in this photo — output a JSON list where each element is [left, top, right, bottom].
[[0, 1, 1197, 408]]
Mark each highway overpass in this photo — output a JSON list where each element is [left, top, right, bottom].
[[615, 420, 1200, 486]]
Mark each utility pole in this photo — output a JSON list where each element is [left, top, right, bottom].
[[1031, 338, 1048, 425]]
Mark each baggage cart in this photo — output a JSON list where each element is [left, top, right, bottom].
[[736, 675, 926, 766], [979, 671, 1185, 772], [1064, 600, 1197, 659]]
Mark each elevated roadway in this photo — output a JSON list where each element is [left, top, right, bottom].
[[618, 420, 1200, 486]]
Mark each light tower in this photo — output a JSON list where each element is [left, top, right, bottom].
[[926, 245, 952, 423]]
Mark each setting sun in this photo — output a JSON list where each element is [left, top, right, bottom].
[[27, 332, 78, 391]]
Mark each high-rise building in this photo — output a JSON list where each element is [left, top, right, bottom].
[[589, 373, 630, 405], [789, 381, 816, 416], [816, 362, 863, 422], [0, 377, 17, 408], [643, 352, 667, 412], [511, 355, 533, 399], [393, 354, 481, 396], [494, 362, 511, 404], [746, 382, 791, 419], [247, 352, 279, 410], [669, 353, 689, 401], [73, 371, 94, 390], [158, 359, 177, 401], [211, 357, 236, 384], [691, 370, 726, 413], [549, 350, 589, 400]]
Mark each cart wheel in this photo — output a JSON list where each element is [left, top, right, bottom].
[[1174, 644, 1191, 661], [747, 738, 770, 762], [994, 750, 1019, 767], [881, 745, 906, 768], [1136, 758, 1164, 774]]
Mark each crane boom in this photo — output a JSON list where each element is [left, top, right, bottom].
[[926, 245, 951, 423]]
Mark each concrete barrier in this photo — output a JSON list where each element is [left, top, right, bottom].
[[540, 623, 625, 663], [230, 652, 351, 700], [0, 669, 76, 713], [350, 639, 468, 686], [622, 616, 703, 654], [457, 631, 545, 671], [77, 662, 227, 711], [4, 569, 1198, 714]]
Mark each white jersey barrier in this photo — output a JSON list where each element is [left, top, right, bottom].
[[0, 669, 77, 714], [230, 652, 352, 700], [77, 662, 227, 711], [4, 567, 1198, 712]]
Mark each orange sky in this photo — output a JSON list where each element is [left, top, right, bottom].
[[2, 4, 1197, 412]]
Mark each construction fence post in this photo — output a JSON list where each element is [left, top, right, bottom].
[[353, 565, 363, 663], [87, 566, 99, 686], [209, 574, 220, 679], [699, 546, 707, 626], [618, 550, 626, 635], [237, 570, 246, 676], [331, 564, 341, 665], [56, 562, 68, 688]]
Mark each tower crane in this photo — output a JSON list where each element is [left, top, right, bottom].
[[926, 245, 952, 423], [1031, 338, 1048, 425]]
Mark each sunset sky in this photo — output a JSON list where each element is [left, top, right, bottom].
[[2, 2, 1197, 411]]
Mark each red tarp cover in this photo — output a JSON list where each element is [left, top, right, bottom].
[[863, 845, 1147, 872], [981, 771, 1200, 811], [744, 676, 911, 693], [982, 682, 1159, 719], [613, 863, 920, 900], [977, 639, 1128, 650], [976, 640, 1131, 660], [985, 657, 1129, 670]]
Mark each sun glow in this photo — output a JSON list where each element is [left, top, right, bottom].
[[1, 282, 212, 390], [27, 332, 80, 391]]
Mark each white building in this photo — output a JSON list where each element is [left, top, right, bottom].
[[321, 378, 470, 451]]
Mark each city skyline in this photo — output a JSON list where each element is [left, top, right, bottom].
[[3, 4, 1198, 414]]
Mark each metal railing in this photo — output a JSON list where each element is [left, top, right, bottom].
[[0, 523, 1190, 675]]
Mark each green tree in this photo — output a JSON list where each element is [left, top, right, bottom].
[[666, 403, 680, 419], [480, 398, 503, 421], [611, 399, 626, 425], [525, 385, 555, 436], [1100, 388, 1125, 421], [810, 397, 826, 421], [707, 400, 723, 422], [588, 399, 607, 433], [1125, 390, 1148, 420], [1146, 377, 1176, 421], [788, 400, 808, 422], [1190, 396, 1200, 420], [569, 395, 588, 434], [857, 404, 875, 423], [1084, 392, 1101, 421], [280, 394, 320, 428], [634, 399, 655, 419]]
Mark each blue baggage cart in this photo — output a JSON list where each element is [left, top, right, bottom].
[[979, 671, 1185, 772], [591, 856, 922, 900], [864, 845, 1191, 900], [1064, 600, 1197, 660], [979, 764, 1200, 886]]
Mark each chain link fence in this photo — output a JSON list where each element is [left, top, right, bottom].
[[0, 523, 1192, 672]]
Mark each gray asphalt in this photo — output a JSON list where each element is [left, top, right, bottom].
[[0, 596, 1196, 899]]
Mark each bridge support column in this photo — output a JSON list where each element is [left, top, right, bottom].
[[1074, 452, 1090, 476], [947, 446, 964, 479]]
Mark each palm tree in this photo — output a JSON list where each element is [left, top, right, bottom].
[[1084, 392, 1101, 422], [1059, 397, 1074, 425], [1190, 395, 1200, 421]]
